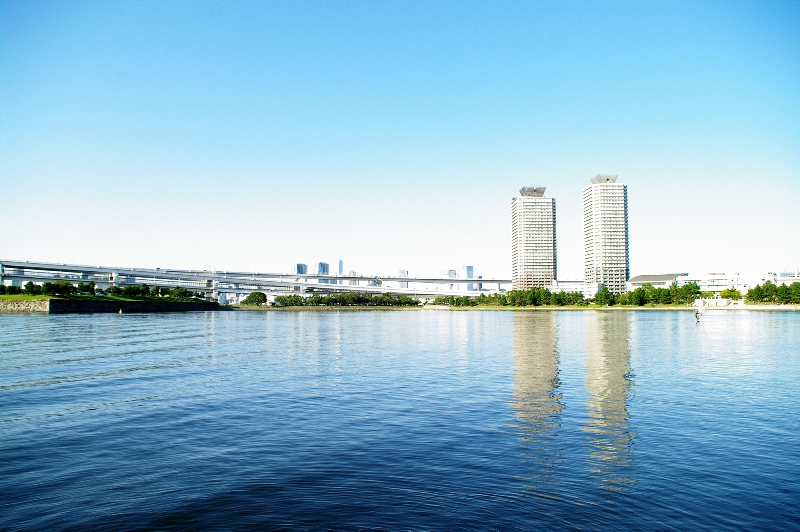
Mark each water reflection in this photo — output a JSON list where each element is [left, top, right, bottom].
[[583, 312, 635, 491], [510, 313, 563, 491]]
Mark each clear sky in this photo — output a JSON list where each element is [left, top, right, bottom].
[[1, 0, 798, 280]]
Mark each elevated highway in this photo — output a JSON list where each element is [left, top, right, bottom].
[[0, 259, 511, 300]]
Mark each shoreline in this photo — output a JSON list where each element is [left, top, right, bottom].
[[0, 297, 219, 314], [235, 304, 798, 312], [2, 297, 796, 314]]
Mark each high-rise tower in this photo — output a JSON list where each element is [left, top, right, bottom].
[[511, 187, 557, 290], [583, 175, 629, 294]]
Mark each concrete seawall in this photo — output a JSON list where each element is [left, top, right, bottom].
[[0, 299, 219, 314]]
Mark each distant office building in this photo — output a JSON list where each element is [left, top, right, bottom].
[[338, 260, 344, 285], [447, 269, 457, 291], [511, 186, 557, 290], [348, 270, 358, 286], [294, 264, 308, 275], [458, 265, 475, 291], [316, 262, 329, 284], [583, 175, 629, 294], [398, 270, 409, 289]]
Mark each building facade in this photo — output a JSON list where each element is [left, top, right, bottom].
[[627, 273, 688, 292], [398, 270, 409, 289], [511, 187, 557, 290], [315, 262, 329, 284], [676, 272, 755, 296], [583, 175, 629, 294], [549, 280, 602, 300]]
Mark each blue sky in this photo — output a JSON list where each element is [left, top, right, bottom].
[[1, 0, 798, 279]]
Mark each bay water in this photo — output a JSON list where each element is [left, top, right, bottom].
[[1, 310, 798, 530]]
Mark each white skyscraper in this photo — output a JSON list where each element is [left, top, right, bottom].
[[511, 187, 557, 290], [583, 175, 629, 294]]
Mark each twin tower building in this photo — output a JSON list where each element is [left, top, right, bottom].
[[511, 175, 630, 294]]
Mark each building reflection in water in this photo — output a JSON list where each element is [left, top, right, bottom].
[[582, 311, 636, 491], [510, 312, 563, 492]]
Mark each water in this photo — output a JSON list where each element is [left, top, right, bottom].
[[1, 310, 799, 530]]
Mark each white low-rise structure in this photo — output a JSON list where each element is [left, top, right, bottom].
[[549, 280, 602, 300], [627, 273, 688, 292], [774, 269, 800, 286], [676, 272, 757, 296]]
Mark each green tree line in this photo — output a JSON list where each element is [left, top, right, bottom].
[[433, 288, 587, 307], [614, 282, 701, 306], [0, 281, 206, 299], [432, 282, 703, 308], [746, 281, 800, 304], [270, 292, 421, 307]]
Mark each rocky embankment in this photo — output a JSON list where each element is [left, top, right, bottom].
[[0, 299, 219, 313]]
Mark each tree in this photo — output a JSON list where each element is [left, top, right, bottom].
[[776, 284, 790, 304], [170, 287, 191, 298], [594, 286, 614, 306], [242, 292, 267, 305], [746, 285, 762, 302], [77, 282, 96, 294], [631, 287, 646, 306], [44, 281, 77, 296], [274, 294, 305, 307], [679, 282, 700, 304], [763, 281, 777, 301], [122, 285, 143, 297], [791, 282, 800, 304], [24, 281, 43, 295], [720, 287, 742, 300]]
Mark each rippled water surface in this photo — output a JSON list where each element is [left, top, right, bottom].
[[2, 310, 799, 530]]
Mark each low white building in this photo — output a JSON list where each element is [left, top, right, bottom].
[[774, 269, 800, 286], [627, 273, 688, 292], [549, 280, 602, 300], [676, 272, 756, 296]]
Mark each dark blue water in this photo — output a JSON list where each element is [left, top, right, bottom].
[[1, 310, 799, 530]]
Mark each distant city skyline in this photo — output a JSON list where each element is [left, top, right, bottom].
[[1, 2, 798, 278]]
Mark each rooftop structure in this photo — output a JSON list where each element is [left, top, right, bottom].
[[519, 187, 546, 197], [591, 175, 618, 184]]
